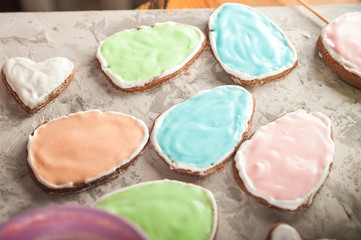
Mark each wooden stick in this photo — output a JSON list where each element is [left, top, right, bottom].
[[296, 0, 330, 24]]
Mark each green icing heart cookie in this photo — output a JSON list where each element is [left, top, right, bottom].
[[96, 22, 206, 92], [95, 180, 217, 240]]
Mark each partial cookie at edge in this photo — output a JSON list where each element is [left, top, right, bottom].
[[317, 36, 361, 89]]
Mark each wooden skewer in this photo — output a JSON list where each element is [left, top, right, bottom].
[[296, 0, 330, 24]]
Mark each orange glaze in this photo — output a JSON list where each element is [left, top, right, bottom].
[[29, 111, 146, 186]]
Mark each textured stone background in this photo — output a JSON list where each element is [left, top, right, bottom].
[[0, 5, 360, 239]]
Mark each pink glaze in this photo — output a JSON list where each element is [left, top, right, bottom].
[[324, 12, 361, 73], [241, 111, 333, 201]]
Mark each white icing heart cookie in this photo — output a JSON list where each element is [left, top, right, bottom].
[[1, 57, 75, 115]]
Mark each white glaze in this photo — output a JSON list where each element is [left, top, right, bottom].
[[270, 224, 302, 240], [150, 85, 254, 175], [2, 57, 74, 109], [94, 179, 218, 240], [27, 110, 149, 190], [96, 21, 205, 89], [235, 110, 334, 210]]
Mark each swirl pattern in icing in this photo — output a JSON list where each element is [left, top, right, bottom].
[[208, 3, 297, 80], [151, 85, 254, 173], [97, 22, 204, 88], [96, 180, 217, 240], [0, 205, 148, 240]]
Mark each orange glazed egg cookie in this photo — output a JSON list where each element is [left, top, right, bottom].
[[27, 110, 149, 193]]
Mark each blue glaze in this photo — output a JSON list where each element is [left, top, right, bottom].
[[209, 3, 296, 77], [155, 86, 253, 168]]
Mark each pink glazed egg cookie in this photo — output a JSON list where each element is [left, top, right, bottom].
[[1, 57, 75, 115], [234, 110, 334, 211], [27, 110, 149, 193], [317, 12, 361, 89]]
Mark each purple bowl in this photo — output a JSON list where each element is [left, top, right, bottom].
[[0, 205, 148, 240]]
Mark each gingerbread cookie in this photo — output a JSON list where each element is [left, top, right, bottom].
[[96, 22, 206, 93], [267, 223, 303, 240], [96, 180, 218, 240], [208, 3, 298, 86], [1, 57, 75, 115], [317, 12, 361, 89], [151, 85, 255, 176], [27, 110, 149, 193], [234, 110, 334, 211]]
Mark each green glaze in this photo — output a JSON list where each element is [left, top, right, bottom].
[[100, 23, 202, 82], [96, 181, 215, 240]]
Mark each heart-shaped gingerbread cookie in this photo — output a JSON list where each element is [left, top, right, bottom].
[[1, 57, 75, 115]]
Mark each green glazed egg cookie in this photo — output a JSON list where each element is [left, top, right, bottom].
[[95, 180, 217, 240], [96, 22, 206, 93]]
